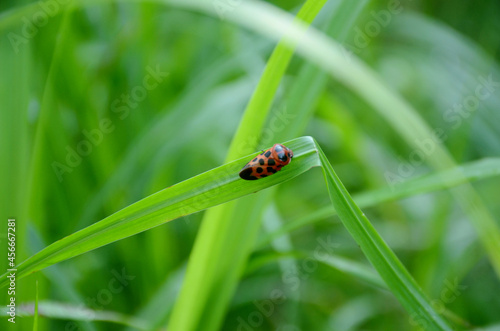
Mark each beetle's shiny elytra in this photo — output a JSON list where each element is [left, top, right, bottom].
[[239, 144, 294, 180]]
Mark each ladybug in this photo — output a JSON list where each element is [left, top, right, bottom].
[[239, 144, 294, 180]]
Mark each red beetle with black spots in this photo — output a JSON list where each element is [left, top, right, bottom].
[[239, 144, 294, 180]]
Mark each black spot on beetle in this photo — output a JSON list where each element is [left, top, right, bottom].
[[259, 158, 265, 165], [265, 151, 271, 157], [267, 167, 277, 173], [278, 153, 287, 162], [268, 159, 275, 166], [256, 167, 263, 173], [260, 174, 267, 178], [239, 167, 255, 180]]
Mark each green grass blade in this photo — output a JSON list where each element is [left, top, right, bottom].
[[224, 0, 328, 161], [0, 137, 319, 289], [316, 141, 452, 330], [6, 301, 148, 330]]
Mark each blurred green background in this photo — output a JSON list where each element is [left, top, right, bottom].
[[1, 0, 500, 330]]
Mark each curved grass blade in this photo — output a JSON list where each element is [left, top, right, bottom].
[[316, 140, 452, 330], [0, 137, 319, 289]]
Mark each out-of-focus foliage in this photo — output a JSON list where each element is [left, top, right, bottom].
[[1, 0, 499, 330]]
